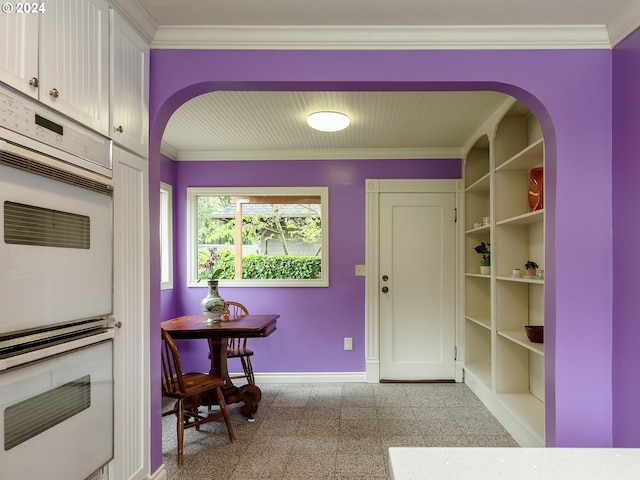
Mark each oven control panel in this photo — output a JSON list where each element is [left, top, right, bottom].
[[0, 84, 111, 171]]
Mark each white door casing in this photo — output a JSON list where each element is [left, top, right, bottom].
[[365, 179, 464, 383]]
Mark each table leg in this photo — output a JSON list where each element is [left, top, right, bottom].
[[206, 338, 262, 417]]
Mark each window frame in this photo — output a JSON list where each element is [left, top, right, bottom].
[[160, 182, 174, 290], [187, 186, 329, 287]]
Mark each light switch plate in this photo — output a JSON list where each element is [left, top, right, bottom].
[[355, 264, 365, 276]]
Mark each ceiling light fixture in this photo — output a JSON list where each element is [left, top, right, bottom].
[[306, 111, 350, 132]]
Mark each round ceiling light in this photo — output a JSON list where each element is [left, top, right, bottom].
[[306, 111, 350, 132]]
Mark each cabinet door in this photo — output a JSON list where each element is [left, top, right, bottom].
[[112, 146, 150, 480], [40, 0, 110, 134], [111, 11, 149, 158], [0, 13, 38, 97]]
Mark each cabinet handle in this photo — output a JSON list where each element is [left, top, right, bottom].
[[381, 286, 389, 293], [29, 77, 39, 88], [49, 88, 59, 98], [115, 125, 124, 134]]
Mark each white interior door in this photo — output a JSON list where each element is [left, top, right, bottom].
[[379, 192, 456, 380]]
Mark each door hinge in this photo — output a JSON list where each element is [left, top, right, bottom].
[[454, 346, 458, 360], [454, 208, 457, 223]]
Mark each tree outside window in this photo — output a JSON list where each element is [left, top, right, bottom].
[[188, 187, 328, 287]]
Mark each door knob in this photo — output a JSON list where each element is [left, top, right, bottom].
[[382, 275, 389, 281], [381, 286, 389, 293]]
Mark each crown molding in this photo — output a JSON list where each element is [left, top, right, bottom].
[[165, 147, 462, 161], [150, 24, 611, 50], [160, 141, 179, 160], [108, 0, 159, 44], [608, 1, 640, 46]]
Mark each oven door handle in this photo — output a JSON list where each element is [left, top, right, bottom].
[[0, 329, 114, 372], [107, 316, 122, 329]]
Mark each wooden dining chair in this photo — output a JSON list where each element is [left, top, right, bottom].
[[224, 301, 256, 385], [161, 328, 235, 467]]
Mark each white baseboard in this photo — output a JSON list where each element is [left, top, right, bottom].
[[247, 372, 367, 383], [365, 359, 380, 383], [464, 369, 544, 447], [247, 371, 466, 384], [455, 361, 464, 382]]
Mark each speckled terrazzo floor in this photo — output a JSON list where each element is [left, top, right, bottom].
[[162, 382, 518, 479]]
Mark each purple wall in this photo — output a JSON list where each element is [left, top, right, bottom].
[[159, 154, 180, 320], [168, 159, 459, 373], [612, 28, 640, 446], [150, 48, 615, 470]]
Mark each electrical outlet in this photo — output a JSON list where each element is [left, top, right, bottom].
[[344, 337, 353, 350], [355, 264, 366, 276]]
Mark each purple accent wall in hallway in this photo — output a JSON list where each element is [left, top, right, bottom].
[[612, 27, 640, 447]]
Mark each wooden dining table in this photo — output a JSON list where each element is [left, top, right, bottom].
[[160, 313, 278, 418]]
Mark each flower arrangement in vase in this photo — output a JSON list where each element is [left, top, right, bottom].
[[199, 247, 226, 322]]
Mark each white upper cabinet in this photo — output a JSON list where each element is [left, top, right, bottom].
[[0, 1, 151, 149], [110, 11, 149, 158], [0, 0, 110, 135], [40, 0, 110, 135], [0, 13, 39, 97]]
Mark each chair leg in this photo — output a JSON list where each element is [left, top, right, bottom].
[[187, 397, 202, 431], [215, 387, 236, 443], [241, 356, 255, 385], [176, 398, 185, 467]]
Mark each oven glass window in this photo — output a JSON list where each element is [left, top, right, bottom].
[[4, 201, 90, 249], [4, 375, 91, 450]]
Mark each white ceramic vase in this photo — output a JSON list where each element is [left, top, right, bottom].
[[200, 280, 226, 322]]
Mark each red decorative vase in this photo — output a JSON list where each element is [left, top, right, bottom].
[[528, 167, 544, 212]]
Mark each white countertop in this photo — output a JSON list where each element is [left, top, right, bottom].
[[389, 447, 640, 479]]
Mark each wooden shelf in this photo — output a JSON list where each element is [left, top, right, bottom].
[[465, 172, 490, 193], [497, 329, 544, 355], [496, 138, 543, 172], [496, 275, 544, 284], [464, 363, 492, 388], [497, 209, 543, 226], [466, 273, 491, 279], [465, 224, 490, 234], [466, 314, 491, 330], [497, 392, 545, 443]]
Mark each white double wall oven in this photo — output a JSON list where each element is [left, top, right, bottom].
[[0, 82, 115, 480]]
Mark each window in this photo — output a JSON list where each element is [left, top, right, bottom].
[[187, 187, 328, 287], [160, 182, 173, 289]]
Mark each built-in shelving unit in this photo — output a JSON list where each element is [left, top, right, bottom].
[[463, 100, 545, 446]]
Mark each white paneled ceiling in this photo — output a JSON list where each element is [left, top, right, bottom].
[[162, 90, 509, 161], [114, 0, 640, 161]]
